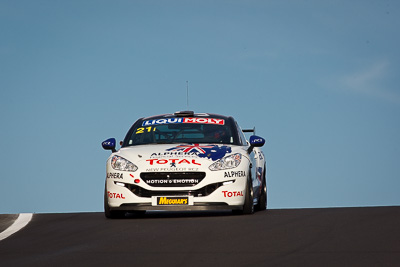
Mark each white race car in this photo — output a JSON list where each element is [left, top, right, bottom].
[[102, 111, 267, 218]]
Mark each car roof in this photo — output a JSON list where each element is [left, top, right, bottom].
[[142, 111, 233, 121]]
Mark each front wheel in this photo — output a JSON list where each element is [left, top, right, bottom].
[[234, 176, 254, 215], [255, 177, 267, 211], [256, 164, 267, 211], [243, 177, 255, 214], [104, 188, 126, 219]]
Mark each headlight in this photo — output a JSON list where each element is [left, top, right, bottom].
[[111, 156, 138, 172], [209, 153, 242, 171]]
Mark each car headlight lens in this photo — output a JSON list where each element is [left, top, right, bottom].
[[111, 156, 138, 172], [209, 153, 242, 171]]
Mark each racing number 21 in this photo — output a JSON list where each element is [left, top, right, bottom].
[[136, 126, 156, 134]]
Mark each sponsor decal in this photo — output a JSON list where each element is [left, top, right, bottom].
[[145, 167, 199, 172], [157, 197, 188, 205], [145, 179, 200, 185], [167, 144, 215, 154], [167, 144, 232, 161], [222, 191, 244, 197], [146, 158, 201, 166], [224, 171, 246, 178], [107, 191, 125, 199], [142, 117, 225, 126], [102, 141, 113, 146], [107, 173, 123, 179], [150, 151, 199, 159], [135, 126, 156, 134]]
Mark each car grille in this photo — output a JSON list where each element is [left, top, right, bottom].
[[126, 182, 224, 198], [140, 172, 206, 187]]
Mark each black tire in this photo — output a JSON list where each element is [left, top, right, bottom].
[[256, 172, 267, 211], [255, 164, 267, 211], [104, 189, 125, 219], [234, 173, 254, 215], [242, 176, 255, 214]]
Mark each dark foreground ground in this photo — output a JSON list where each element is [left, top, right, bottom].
[[1, 206, 399, 266]]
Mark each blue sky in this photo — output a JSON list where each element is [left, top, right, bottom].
[[1, 0, 399, 214]]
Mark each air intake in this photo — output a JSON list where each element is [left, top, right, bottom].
[[174, 111, 194, 117]]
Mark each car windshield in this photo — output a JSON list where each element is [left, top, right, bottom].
[[124, 116, 237, 146]]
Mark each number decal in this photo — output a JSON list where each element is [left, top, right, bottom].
[[136, 126, 156, 134], [136, 127, 144, 134], [146, 126, 156, 132]]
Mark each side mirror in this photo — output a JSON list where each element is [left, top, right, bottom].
[[247, 135, 265, 153], [250, 135, 265, 147], [102, 138, 116, 153]]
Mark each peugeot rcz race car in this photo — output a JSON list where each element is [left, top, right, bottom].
[[102, 111, 267, 218]]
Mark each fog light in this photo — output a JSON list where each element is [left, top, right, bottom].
[[223, 180, 235, 186]]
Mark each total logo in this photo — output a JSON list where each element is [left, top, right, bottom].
[[107, 191, 125, 199], [222, 191, 244, 197], [146, 158, 201, 166]]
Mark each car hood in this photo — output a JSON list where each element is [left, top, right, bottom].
[[113, 143, 247, 172]]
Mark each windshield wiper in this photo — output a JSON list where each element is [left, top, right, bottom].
[[155, 141, 180, 144]]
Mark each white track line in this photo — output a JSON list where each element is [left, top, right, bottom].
[[0, 213, 33, 241]]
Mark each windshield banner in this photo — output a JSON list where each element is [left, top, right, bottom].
[[142, 117, 225, 126]]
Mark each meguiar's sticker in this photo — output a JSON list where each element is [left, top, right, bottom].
[[156, 196, 189, 205]]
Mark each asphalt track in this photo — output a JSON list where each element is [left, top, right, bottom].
[[0, 206, 399, 267]]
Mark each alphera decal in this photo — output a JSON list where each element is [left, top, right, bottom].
[[142, 117, 225, 126], [224, 171, 246, 178], [107, 173, 124, 179]]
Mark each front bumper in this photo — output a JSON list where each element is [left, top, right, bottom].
[[113, 203, 243, 211], [105, 169, 248, 211]]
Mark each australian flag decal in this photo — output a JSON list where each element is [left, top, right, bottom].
[[166, 144, 232, 161]]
